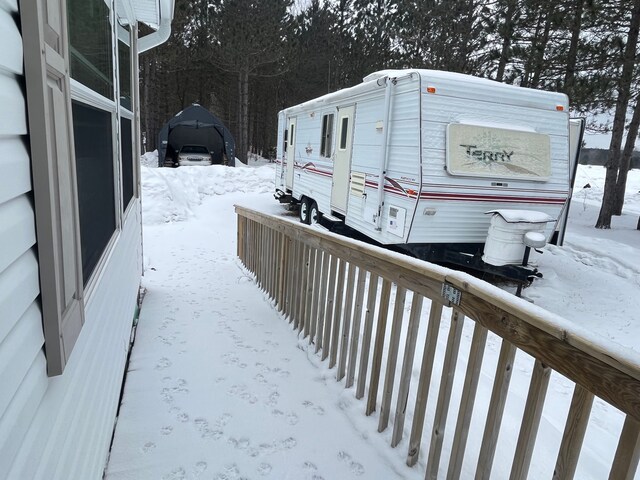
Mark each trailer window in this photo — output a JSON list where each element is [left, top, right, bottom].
[[320, 114, 334, 157], [290, 123, 295, 146], [283, 129, 288, 152], [339, 116, 349, 150]]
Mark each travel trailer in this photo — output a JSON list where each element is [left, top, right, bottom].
[[275, 69, 583, 281]]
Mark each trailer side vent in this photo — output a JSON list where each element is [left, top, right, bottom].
[[350, 171, 367, 197]]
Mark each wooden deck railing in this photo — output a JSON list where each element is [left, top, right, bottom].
[[235, 206, 640, 479]]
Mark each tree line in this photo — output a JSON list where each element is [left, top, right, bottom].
[[140, 0, 640, 229]]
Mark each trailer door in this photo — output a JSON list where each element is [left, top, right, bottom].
[[286, 116, 297, 189], [331, 105, 355, 213]]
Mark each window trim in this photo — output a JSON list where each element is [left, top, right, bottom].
[[320, 113, 334, 158], [338, 115, 349, 151]]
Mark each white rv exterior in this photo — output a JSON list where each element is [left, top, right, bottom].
[[275, 69, 571, 258]]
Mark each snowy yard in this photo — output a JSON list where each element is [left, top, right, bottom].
[[105, 156, 639, 480]]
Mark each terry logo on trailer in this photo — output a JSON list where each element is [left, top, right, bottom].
[[460, 144, 514, 164], [446, 123, 551, 181]]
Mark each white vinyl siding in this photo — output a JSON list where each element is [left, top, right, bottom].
[[0, 2, 48, 479], [0, 1, 144, 478]]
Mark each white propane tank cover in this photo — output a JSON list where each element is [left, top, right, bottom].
[[524, 231, 547, 248], [482, 210, 555, 266]]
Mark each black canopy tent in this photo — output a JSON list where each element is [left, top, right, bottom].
[[157, 104, 235, 167]]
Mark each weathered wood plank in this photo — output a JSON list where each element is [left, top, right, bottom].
[[321, 255, 338, 362], [553, 384, 594, 480], [475, 340, 517, 480], [356, 274, 379, 400], [329, 258, 347, 369], [447, 324, 488, 480], [315, 252, 330, 354], [509, 359, 551, 480], [235, 206, 444, 303], [378, 286, 407, 432], [346, 268, 367, 389], [608, 415, 640, 480], [425, 309, 465, 479], [407, 300, 443, 467], [454, 287, 640, 422], [392, 293, 424, 448], [284, 236, 294, 320], [277, 233, 288, 312], [302, 247, 315, 336], [366, 279, 392, 415], [337, 262, 357, 381], [308, 249, 323, 345]]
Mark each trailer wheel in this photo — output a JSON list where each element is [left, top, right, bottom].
[[299, 198, 311, 224], [309, 201, 321, 225]]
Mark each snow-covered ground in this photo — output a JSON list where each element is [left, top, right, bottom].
[[106, 158, 639, 480]]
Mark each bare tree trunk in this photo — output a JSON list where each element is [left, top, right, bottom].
[[237, 66, 250, 163], [564, 0, 585, 96], [596, 0, 640, 228], [530, 15, 551, 88], [496, 0, 518, 82], [613, 94, 640, 215]]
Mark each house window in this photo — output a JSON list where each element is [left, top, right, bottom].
[[121, 117, 134, 210], [339, 116, 349, 150], [320, 114, 334, 157], [68, 0, 114, 100], [72, 101, 116, 285], [118, 33, 132, 110]]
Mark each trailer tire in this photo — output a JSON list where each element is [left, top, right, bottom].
[[299, 197, 312, 224], [309, 201, 321, 225]]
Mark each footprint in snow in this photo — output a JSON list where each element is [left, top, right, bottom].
[[155, 357, 172, 370], [213, 463, 241, 480], [257, 463, 272, 476], [141, 441, 156, 453], [193, 417, 223, 439], [302, 400, 325, 415], [160, 425, 173, 436], [177, 412, 190, 423], [337, 451, 365, 476], [162, 467, 186, 480]]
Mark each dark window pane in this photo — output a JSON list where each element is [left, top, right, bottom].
[[290, 124, 295, 146], [320, 115, 328, 156], [68, 0, 114, 99], [121, 117, 134, 210], [118, 36, 131, 110], [180, 145, 208, 154], [321, 114, 334, 157], [72, 101, 115, 285], [340, 117, 349, 150]]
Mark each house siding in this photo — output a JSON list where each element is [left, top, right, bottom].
[[0, 2, 144, 479], [0, 2, 46, 479]]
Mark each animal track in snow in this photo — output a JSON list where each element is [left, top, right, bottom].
[[155, 357, 172, 370], [162, 466, 186, 480], [257, 462, 272, 476], [302, 400, 325, 415], [192, 461, 207, 477], [337, 451, 365, 476], [160, 425, 173, 436], [141, 441, 156, 453]]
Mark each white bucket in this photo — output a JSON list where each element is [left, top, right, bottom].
[[482, 211, 551, 266]]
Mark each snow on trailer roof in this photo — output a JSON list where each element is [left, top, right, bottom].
[[281, 68, 569, 114]]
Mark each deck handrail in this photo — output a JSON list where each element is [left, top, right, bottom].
[[235, 205, 640, 479]]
